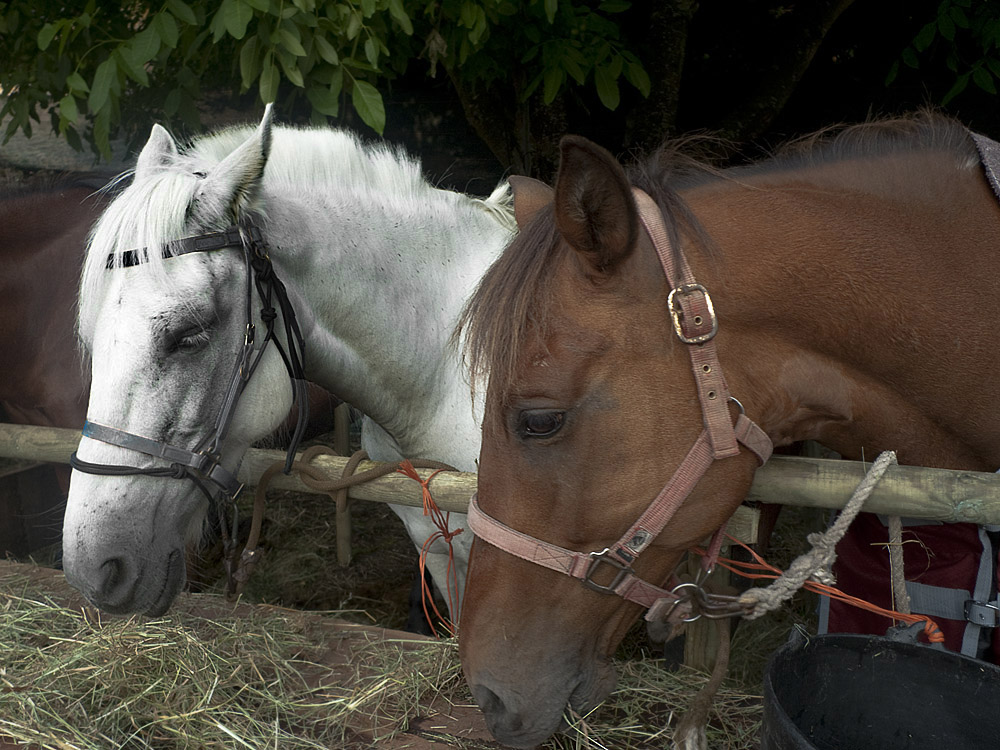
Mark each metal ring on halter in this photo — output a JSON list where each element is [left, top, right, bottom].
[[665, 581, 709, 623], [729, 396, 745, 414]]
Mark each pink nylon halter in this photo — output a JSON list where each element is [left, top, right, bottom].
[[466, 188, 773, 624]]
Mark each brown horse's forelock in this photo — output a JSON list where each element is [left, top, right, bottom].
[[458, 111, 978, 432], [458, 205, 562, 431]]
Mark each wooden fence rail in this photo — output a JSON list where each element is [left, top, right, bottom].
[[3, 423, 1000, 526]]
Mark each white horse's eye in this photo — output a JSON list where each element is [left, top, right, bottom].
[[167, 327, 211, 354]]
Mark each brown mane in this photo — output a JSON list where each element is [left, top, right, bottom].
[[458, 111, 978, 429]]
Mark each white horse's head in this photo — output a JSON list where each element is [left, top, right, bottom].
[[64, 107, 296, 615]]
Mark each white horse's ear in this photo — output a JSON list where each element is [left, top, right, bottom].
[[135, 124, 178, 178], [198, 105, 274, 220], [509, 175, 553, 230]]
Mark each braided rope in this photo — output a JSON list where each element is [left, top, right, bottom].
[[738, 450, 897, 619]]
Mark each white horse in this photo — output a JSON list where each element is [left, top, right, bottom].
[[63, 105, 513, 619]]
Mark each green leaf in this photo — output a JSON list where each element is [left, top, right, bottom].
[[973, 66, 996, 94], [239, 35, 261, 88], [594, 64, 619, 109], [950, 5, 970, 28], [132, 25, 161, 63], [165, 87, 181, 116], [37, 21, 59, 51], [115, 47, 150, 86], [544, 0, 557, 24], [314, 34, 339, 64], [224, 0, 254, 40], [360, 0, 375, 16], [259, 58, 279, 102], [364, 37, 378, 68], [154, 11, 179, 48], [94, 109, 112, 161], [938, 13, 955, 42], [542, 67, 563, 103], [460, 1, 476, 28], [166, 0, 198, 25], [941, 71, 969, 105], [278, 27, 306, 55], [902, 47, 919, 69], [913, 21, 936, 52], [346, 12, 362, 40], [562, 55, 585, 84], [58, 94, 78, 125], [307, 82, 339, 115], [387, 0, 413, 35], [88, 57, 117, 113], [885, 59, 899, 85], [244, 0, 269, 10], [210, 5, 228, 41], [624, 60, 650, 97], [351, 79, 385, 133], [277, 48, 305, 87], [598, 1, 630, 12], [66, 71, 89, 94]]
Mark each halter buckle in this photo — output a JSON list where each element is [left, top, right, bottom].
[[583, 549, 631, 594], [668, 283, 718, 344]]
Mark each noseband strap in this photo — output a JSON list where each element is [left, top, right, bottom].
[[467, 188, 774, 624]]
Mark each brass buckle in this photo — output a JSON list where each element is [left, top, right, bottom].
[[668, 283, 718, 344], [583, 549, 631, 594]]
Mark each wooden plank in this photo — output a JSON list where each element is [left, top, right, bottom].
[[3, 423, 999, 526]]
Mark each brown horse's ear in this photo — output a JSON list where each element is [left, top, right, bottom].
[[554, 135, 638, 275], [509, 175, 553, 230]]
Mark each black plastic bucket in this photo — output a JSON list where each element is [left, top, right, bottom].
[[760, 631, 1000, 749]]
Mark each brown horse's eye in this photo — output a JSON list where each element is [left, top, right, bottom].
[[518, 410, 565, 439]]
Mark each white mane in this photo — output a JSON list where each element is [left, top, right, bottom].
[[79, 122, 513, 345]]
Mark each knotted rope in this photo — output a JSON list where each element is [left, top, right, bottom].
[[737, 450, 897, 618]]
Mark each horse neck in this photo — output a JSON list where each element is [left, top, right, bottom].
[[264, 183, 509, 461], [681, 150, 1000, 470]]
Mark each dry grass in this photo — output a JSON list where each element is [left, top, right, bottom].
[[0, 574, 768, 749]]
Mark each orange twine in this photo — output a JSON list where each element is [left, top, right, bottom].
[[694, 534, 945, 644], [397, 459, 463, 637]]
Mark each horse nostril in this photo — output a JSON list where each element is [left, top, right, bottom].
[[99, 557, 126, 596], [472, 683, 505, 715], [472, 682, 525, 736]]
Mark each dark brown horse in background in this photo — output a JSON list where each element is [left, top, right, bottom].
[[457, 113, 1000, 747], [0, 176, 105, 557], [0, 177, 105, 431]]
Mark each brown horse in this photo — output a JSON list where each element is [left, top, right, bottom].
[[457, 113, 1000, 747], [0, 177, 107, 432]]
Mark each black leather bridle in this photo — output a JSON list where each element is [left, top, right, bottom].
[[70, 217, 309, 580]]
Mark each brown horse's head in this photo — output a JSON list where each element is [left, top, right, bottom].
[[460, 138, 756, 747], [458, 138, 761, 747]]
